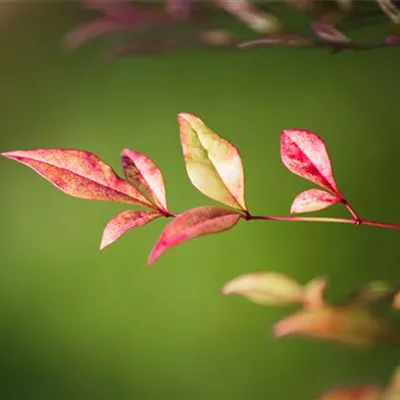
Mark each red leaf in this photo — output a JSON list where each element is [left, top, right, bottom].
[[290, 189, 341, 214], [318, 385, 383, 400], [100, 210, 161, 251], [311, 20, 353, 46], [215, 0, 282, 33], [64, 3, 173, 50], [385, 34, 400, 45], [63, 17, 124, 50], [165, 0, 192, 20], [2, 149, 152, 207], [273, 306, 400, 347], [280, 129, 342, 196], [148, 206, 241, 264], [121, 149, 168, 213]]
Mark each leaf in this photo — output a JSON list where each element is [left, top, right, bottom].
[[273, 305, 400, 347], [280, 129, 341, 195], [165, 0, 192, 20], [290, 189, 341, 214], [2, 149, 152, 207], [215, 0, 283, 33], [344, 281, 398, 306], [64, 3, 173, 50], [385, 34, 400, 44], [178, 113, 247, 212], [121, 149, 168, 213], [222, 271, 304, 306], [303, 276, 329, 310], [63, 18, 124, 50], [318, 385, 383, 400], [100, 210, 161, 251], [147, 206, 240, 265], [311, 20, 354, 46]]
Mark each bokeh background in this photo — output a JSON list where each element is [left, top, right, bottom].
[[1, 2, 400, 399]]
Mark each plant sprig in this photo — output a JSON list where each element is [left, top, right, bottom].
[[3, 112, 400, 265]]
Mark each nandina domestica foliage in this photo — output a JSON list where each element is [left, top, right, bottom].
[[3, 112, 400, 264]]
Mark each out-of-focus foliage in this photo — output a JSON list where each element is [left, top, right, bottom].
[[63, 0, 400, 56]]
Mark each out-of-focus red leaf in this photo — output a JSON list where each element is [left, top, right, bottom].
[[239, 34, 315, 48], [147, 206, 240, 265], [121, 149, 168, 213], [65, 3, 173, 50], [214, 0, 282, 33], [290, 188, 341, 214], [63, 17, 125, 50], [273, 305, 400, 347], [385, 34, 400, 44], [311, 20, 354, 46], [222, 271, 305, 306], [280, 129, 342, 196], [2, 149, 152, 207], [318, 385, 383, 400], [82, 0, 140, 22], [104, 30, 234, 58], [303, 276, 328, 310], [165, 0, 192, 20], [178, 113, 247, 212], [100, 210, 161, 251]]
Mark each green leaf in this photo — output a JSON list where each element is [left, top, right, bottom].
[[178, 113, 247, 212], [222, 271, 304, 306]]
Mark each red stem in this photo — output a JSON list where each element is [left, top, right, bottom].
[[341, 198, 361, 224], [247, 215, 400, 230]]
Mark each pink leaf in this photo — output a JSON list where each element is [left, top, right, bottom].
[[63, 17, 124, 50], [65, 3, 173, 50], [273, 306, 400, 347], [290, 189, 341, 214], [2, 149, 153, 207], [311, 20, 353, 46], [100, 210, 161, 251], [148, 206, 241, 264], [214, 0, 282, 33], [280, 129, 341, 195], [165, 0, 192, 20], [318, 385, 383, 400], [121, 149, 168, 213], [385, 34, 400, 45]]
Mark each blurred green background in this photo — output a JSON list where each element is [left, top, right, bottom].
[[1, 2, 400, 399]]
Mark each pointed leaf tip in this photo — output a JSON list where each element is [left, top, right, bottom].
[[281, 129, 341, 195], [177, 112, 247, 212], [100, 210, 161, 251], [222, 271, 304, 306], [147, 206, 240, 265], [3, 149, 153, 206], [121, 148, 168, 212], [290, 189, 341, 214]]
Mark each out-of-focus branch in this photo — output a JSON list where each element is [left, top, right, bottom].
[[63, 0, 400, 57]]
